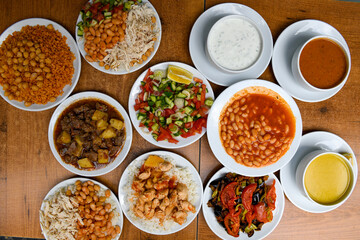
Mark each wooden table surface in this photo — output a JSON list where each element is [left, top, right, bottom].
[[0, 0, 359, 239]]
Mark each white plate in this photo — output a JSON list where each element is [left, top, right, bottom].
[[75, 0, 161, 75], [48, 91, 132, 177], [0, 18, 81, 111], [272, 19, 351, 102], [189, 3, 273, 86], [118, 150, 203, 235], [207, 79, 302, 176], [203, 167, 285, 240], [40, 177, 123, 240], [128, 61, 215, 148], [280, 131, 358, 213]]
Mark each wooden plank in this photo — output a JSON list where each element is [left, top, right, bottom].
[[199, 0, 360, 240]]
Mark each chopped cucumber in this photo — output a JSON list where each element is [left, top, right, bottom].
[[150, 95, 156, 103], [104, 11, 112, 17], [151, 123, 159, 131], [137, 113, 146, 121], [152, 133, 158, 141], [184, 106, 193, 114], [166, 117, 172, 124], [205, 98, 214, 107], [177, 93, 186, 98], [174, 120, 183, 127], [152, 85, 159, 91], [171, 81, 177, 91]]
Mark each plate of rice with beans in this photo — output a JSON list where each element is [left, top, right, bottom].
[[118, 151, 203, 235], [75, 0, 161, 74], [207, 79, 302, 176], [0, 18, 81, 111], [39, 178, 123, 240]]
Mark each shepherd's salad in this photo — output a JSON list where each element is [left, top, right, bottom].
[[134, 68, 214, 143]]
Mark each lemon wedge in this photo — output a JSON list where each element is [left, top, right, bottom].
[[167, 65, 193, 85]]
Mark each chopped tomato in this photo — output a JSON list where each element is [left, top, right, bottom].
[[139, 122, 145, 127], [201, 84, 206, 105], [266, 180, 276, 211], [254, 202, 271, 223], [184, 122, 193, 129], [180, 129, 195, 138], [149, 112, 154, 120], [157, 127, 179, 143], [144, 68, 153, 80], [241, 183, 257, 211], [220, 182, 238, 209], [99, 3, 110, 12], [193, 118, 206, 134], [93, 13, 104, 22], [224, 213, 240, 237], [195, 101, 201, 110], [194, 77, 203, 83], [134, 102, 148, 111]]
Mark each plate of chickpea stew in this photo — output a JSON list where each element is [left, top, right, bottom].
[[40, 178, 123, 240], [207, 80, 302, 176], [0, 18, 81, 111], [48, 91, 133, 177], [75, 0, 161, 74]]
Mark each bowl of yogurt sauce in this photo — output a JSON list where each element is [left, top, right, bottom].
[[206, 15, 263, 73]]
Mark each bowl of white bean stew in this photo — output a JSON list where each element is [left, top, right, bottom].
[[207, 79, 302, 176]]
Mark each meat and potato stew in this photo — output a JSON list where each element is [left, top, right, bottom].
[[54, 99, 126, 170]]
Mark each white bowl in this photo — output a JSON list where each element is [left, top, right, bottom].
[[202, 167, 285, 240], [291, 35, 351, 92], [295, 150, 355, 207], [48, 91, 132, 177], [0, 18, 81, 111], [206, 15, 263, 73], [207, 79, 302, 176], [118, 151, 203, 235], [75, 0, 161, 75]]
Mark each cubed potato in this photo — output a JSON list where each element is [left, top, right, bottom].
[[77, 158, 94, 168], [57, 131, 71, 144], [92, 110, 107, 121], [97, 149, 109, 164], [110, 118, 124, 130], [97, 119, 109, 130], [73, 143, 83, 157], [74, 135, 83, 146], [144, 155, 164, 167], [100, 127, 117, 139]]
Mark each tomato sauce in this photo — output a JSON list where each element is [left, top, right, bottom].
[[299, 38, 348, 89]]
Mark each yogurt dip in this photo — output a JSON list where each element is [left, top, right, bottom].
[[207, 16, 262, 71]]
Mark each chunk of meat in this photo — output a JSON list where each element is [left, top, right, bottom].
[[159, 197, 170, 211], [172, 211, 188, 225], [109, 146, 120, 157], [154, 209, 166, 224], [152, 198, 160, 209], [139, 189, 156, 202], [159, 162, 173, 172], [176, 183, 188, 201], [96, 102, 107, 111], [144, 202, 155, 219], [83, 151, 97, 162], [66, 142, 77, 156], [179, 200, 196, 213], [155, 189, 169, 200], [138, 169, 151, 180], [132, 179, 145, 192], [114, 133, 124, 146]]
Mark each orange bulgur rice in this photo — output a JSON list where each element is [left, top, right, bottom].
[[0, 24, 75, 107]]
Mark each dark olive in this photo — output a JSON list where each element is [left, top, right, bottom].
[[252, 192, 260, 205]]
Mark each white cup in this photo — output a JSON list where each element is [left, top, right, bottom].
[[291, 36, 351, 91], [296, 150, 355, 206]]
